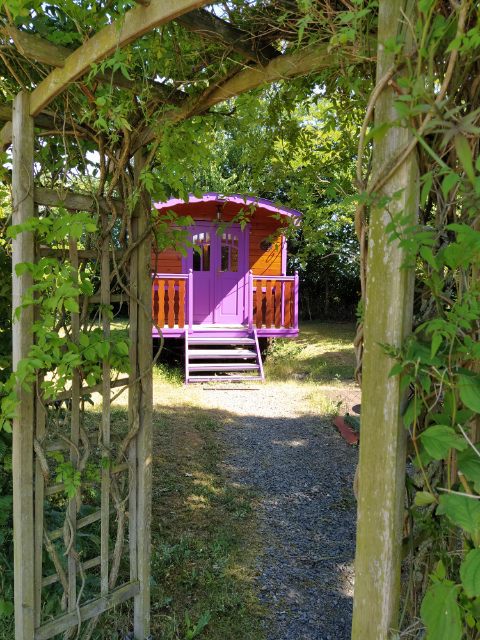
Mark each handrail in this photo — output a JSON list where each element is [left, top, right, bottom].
[[251, 275, 295, 282], [152, 272, 189, 280]]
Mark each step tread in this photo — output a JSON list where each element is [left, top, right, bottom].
[[187, 376, 262, 382], [188, 363, 260, 372], [188, 337, 255, 345], [188, 349, 257, 359]]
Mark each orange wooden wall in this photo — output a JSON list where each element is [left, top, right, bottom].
[[151, 204, 287, 276]]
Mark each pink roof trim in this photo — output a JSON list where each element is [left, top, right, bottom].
[[153, 192, 302, 218]]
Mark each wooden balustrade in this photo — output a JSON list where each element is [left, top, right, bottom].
[[252, 274, 298, 330], [152, 274, 189, 329]]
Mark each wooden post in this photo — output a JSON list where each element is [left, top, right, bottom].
[[12, 90, 35, 640], [188, 268, 193, 331], [133, 151, 153, 640], [293, 271, 299, 332], [248, 270, 253, 331], [351, 2, 419, 638]]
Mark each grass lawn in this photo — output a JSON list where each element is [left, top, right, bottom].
[[264, 321, 356, 383]]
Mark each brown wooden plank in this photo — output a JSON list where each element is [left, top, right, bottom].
[[34, 581, 140, 640], [158, 280, 165, 327], [133, 150, 153, 639], [351, 1, 418, 636], [67, 240, 80, 615], [274, 280, 282, 328], [34, 186, 121, 213], [167, 279, 175, 328], [100, 216, 110, 596], [284, 281, 292, 328], [178, 279, 186, 328], [265, 280, 273, 328], [255, 280, 263, 328], [12, 90, 36, 640], [34, 384, 46, 628]]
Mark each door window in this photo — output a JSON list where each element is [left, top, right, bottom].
[[192, 232, 211, 271], [220, 232, 239, 272]]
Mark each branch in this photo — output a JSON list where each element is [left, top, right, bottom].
[[177, 9, 279, 63]]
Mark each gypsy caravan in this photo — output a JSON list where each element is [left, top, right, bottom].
[[151, 193, 300, 382]]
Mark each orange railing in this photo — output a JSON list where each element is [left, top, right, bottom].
[[152, 273, 192, 330], [251, 273, 298, 330]]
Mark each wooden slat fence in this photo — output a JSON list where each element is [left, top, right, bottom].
[[152, 273, 188, 329], [252, 276, 297, 330]]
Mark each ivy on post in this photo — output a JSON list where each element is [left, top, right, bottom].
[[351, 1, 419, 638], [11, 90, 35, 640]]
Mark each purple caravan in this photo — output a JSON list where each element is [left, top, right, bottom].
[[151, 193, 301, 382]]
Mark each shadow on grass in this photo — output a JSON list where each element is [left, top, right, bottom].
[[150, 397, 357, 640]]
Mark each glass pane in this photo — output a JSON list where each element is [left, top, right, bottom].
[[230, 246, 238, 272], [203, 244, 210, 271], [193, 248, 201, 271], [221, 245, 229, 272]]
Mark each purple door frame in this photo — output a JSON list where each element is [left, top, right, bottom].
[[183, 221, 249, 325]]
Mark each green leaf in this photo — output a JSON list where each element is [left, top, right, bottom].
[[421, 581, 462, 640], [430, 333, 442, 357], [415, 491, 437, 506], [420, 425, 467, 460], [63, 298, 79, 313], [461, 549, 480, 598], [458, 448, 480, 492], [455, 134, 475, 183], [438, 493, 480, 537], [458, 374, 480, 413], [116, 341, 129, 356], [441, 172, 459, 198], [403, 396, 422, 427]]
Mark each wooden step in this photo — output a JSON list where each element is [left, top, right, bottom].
[[188, 349, 257, 359], [188, 336, 255, 346], [187, 375, 262, 382], [188, 363, 260, 372]]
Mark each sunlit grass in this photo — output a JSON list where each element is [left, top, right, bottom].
[[264, 321, 356, 384]]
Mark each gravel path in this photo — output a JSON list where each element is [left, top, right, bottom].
[[204, 383, 359, 640]]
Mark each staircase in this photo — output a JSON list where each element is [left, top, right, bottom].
[[185, 328, 264, 383]]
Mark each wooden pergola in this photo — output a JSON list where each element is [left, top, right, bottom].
[[2, 1, 418, 638]]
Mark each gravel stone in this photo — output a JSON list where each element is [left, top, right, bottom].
[[204, 383, 359, 640]]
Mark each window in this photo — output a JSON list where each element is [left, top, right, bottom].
[[192, 232, 210, 271], [220, 233, 239, 272]]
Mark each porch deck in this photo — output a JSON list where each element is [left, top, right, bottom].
[[151, 271, 299, 338]]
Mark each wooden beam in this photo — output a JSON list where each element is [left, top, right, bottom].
[[177, 9, 279, 63], [132, 150, 153, 639], [351, 2, 418, 638], [2, 26, 71, 67], [134, 42, 370, 150], [12, 90, 35, 640], [34, 581, 140, 640], [0, 110, 91, 151], [2, 26, 187, 105], [29, 0, 210, 117], [34, 186, 122, 212]]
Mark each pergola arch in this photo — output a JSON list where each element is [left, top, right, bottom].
[[2, 2, 418, 639]]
